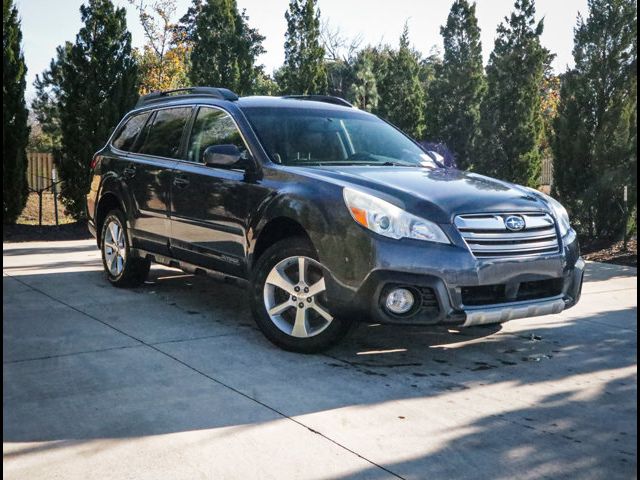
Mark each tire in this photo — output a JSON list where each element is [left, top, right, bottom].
[[250, 237, 353, 353], [100, 209, 150, 288]]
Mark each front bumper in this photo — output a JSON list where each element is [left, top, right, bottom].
[[324, 231, 584, 327]]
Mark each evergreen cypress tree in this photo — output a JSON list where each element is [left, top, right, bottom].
[[279, 0, 327, 95], [182, 0, 265, 95], [348, 49, 380, 112], [426, 0, 485, 170], [32, 43, 72, 156], [553, 0, 637, 239], [33, 0, 138, 219], [3, 0, 29, 223], [347, 45, 391, 114], [476, 0, 550, 186], [377, 25, 426, 139], [418, 49, 442, 101]]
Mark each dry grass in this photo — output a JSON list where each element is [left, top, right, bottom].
[[17, 192, 75, 226], [4, 193, 91, 243]]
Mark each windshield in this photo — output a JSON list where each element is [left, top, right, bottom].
[[242, 106, 439, 168]]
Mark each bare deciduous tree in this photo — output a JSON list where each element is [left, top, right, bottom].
[[320, 20, 362, 63], [129, 0, 188, 93]]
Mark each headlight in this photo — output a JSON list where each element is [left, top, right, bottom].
[[532, 190, 572, 237], [343, 188, 450, 244], [547, 196, 572, 237]]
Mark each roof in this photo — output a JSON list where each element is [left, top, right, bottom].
[[132, 87, 358, 114], [237, 96, 355, 111], [135, 87, 238, 108]]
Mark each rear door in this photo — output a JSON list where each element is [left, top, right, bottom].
[[169, 106, 256, 277], [90, 111, 150, 229], [124, 106, 193, 255]]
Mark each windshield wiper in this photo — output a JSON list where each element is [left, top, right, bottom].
[[379, 161, 417, 167], [286, 160, 419, 167], [344, 152, 418, 167]]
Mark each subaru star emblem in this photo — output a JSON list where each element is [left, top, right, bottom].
[[504, 215, 526, 232]]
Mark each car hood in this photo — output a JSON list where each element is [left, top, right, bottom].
[[294, 166, 549, 223]]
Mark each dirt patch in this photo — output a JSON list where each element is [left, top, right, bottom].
[[582, 238, 637, 268]]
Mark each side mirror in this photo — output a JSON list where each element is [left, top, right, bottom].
[[203, 144, 251, 170]]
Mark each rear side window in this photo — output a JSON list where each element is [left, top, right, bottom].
[[187, 107, 247, 163], [112, 112, 150, 151], [136, 107, 192, 159]]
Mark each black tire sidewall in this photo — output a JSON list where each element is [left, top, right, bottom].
[[250, 237, 351, 353]]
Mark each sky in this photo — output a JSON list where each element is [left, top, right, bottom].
[[17, 0, 589, 100]]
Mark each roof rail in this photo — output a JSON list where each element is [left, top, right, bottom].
[[282, 95, 353, 108], [136, 87, 239, 108]]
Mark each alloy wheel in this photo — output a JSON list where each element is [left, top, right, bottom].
[[263, 256, 333, 338], [103, 218, 127, 277]]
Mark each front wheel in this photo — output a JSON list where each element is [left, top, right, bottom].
[[250, 237, 353, 353], [100, 210, 150, 288]]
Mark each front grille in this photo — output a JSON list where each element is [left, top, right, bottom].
[[455, 212, 560, 258], [461, 278, 564, 306], [518, 278, 564, 301], [460, 284, 506, 306]]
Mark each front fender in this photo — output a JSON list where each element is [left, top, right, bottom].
[[248, 180, 377, 305]]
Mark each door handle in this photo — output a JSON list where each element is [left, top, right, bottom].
[[173, 175, 190, 188]]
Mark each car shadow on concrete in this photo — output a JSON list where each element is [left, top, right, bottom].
[[329, 370, 637, 479]]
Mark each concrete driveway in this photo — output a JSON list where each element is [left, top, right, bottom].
[[3, 239, 637, 480]]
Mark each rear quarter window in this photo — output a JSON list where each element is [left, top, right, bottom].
[[112, 112, 150, 152]]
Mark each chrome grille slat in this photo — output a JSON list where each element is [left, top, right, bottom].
[[455, 214, 554, 231], [462, 228, 557, 241], [467, 240, 560, 252], [455, 212, 560, 258]]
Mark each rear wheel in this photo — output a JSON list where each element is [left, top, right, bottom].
[[250, 237, 352, 353], [100, 210, 150, 287]]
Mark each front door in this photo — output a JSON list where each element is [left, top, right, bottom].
[[170, 106, 256, 277]]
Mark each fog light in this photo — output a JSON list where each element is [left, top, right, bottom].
[[385, 288, 415, 315]]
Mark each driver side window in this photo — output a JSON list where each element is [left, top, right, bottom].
[[187, 107, 247, 163]]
